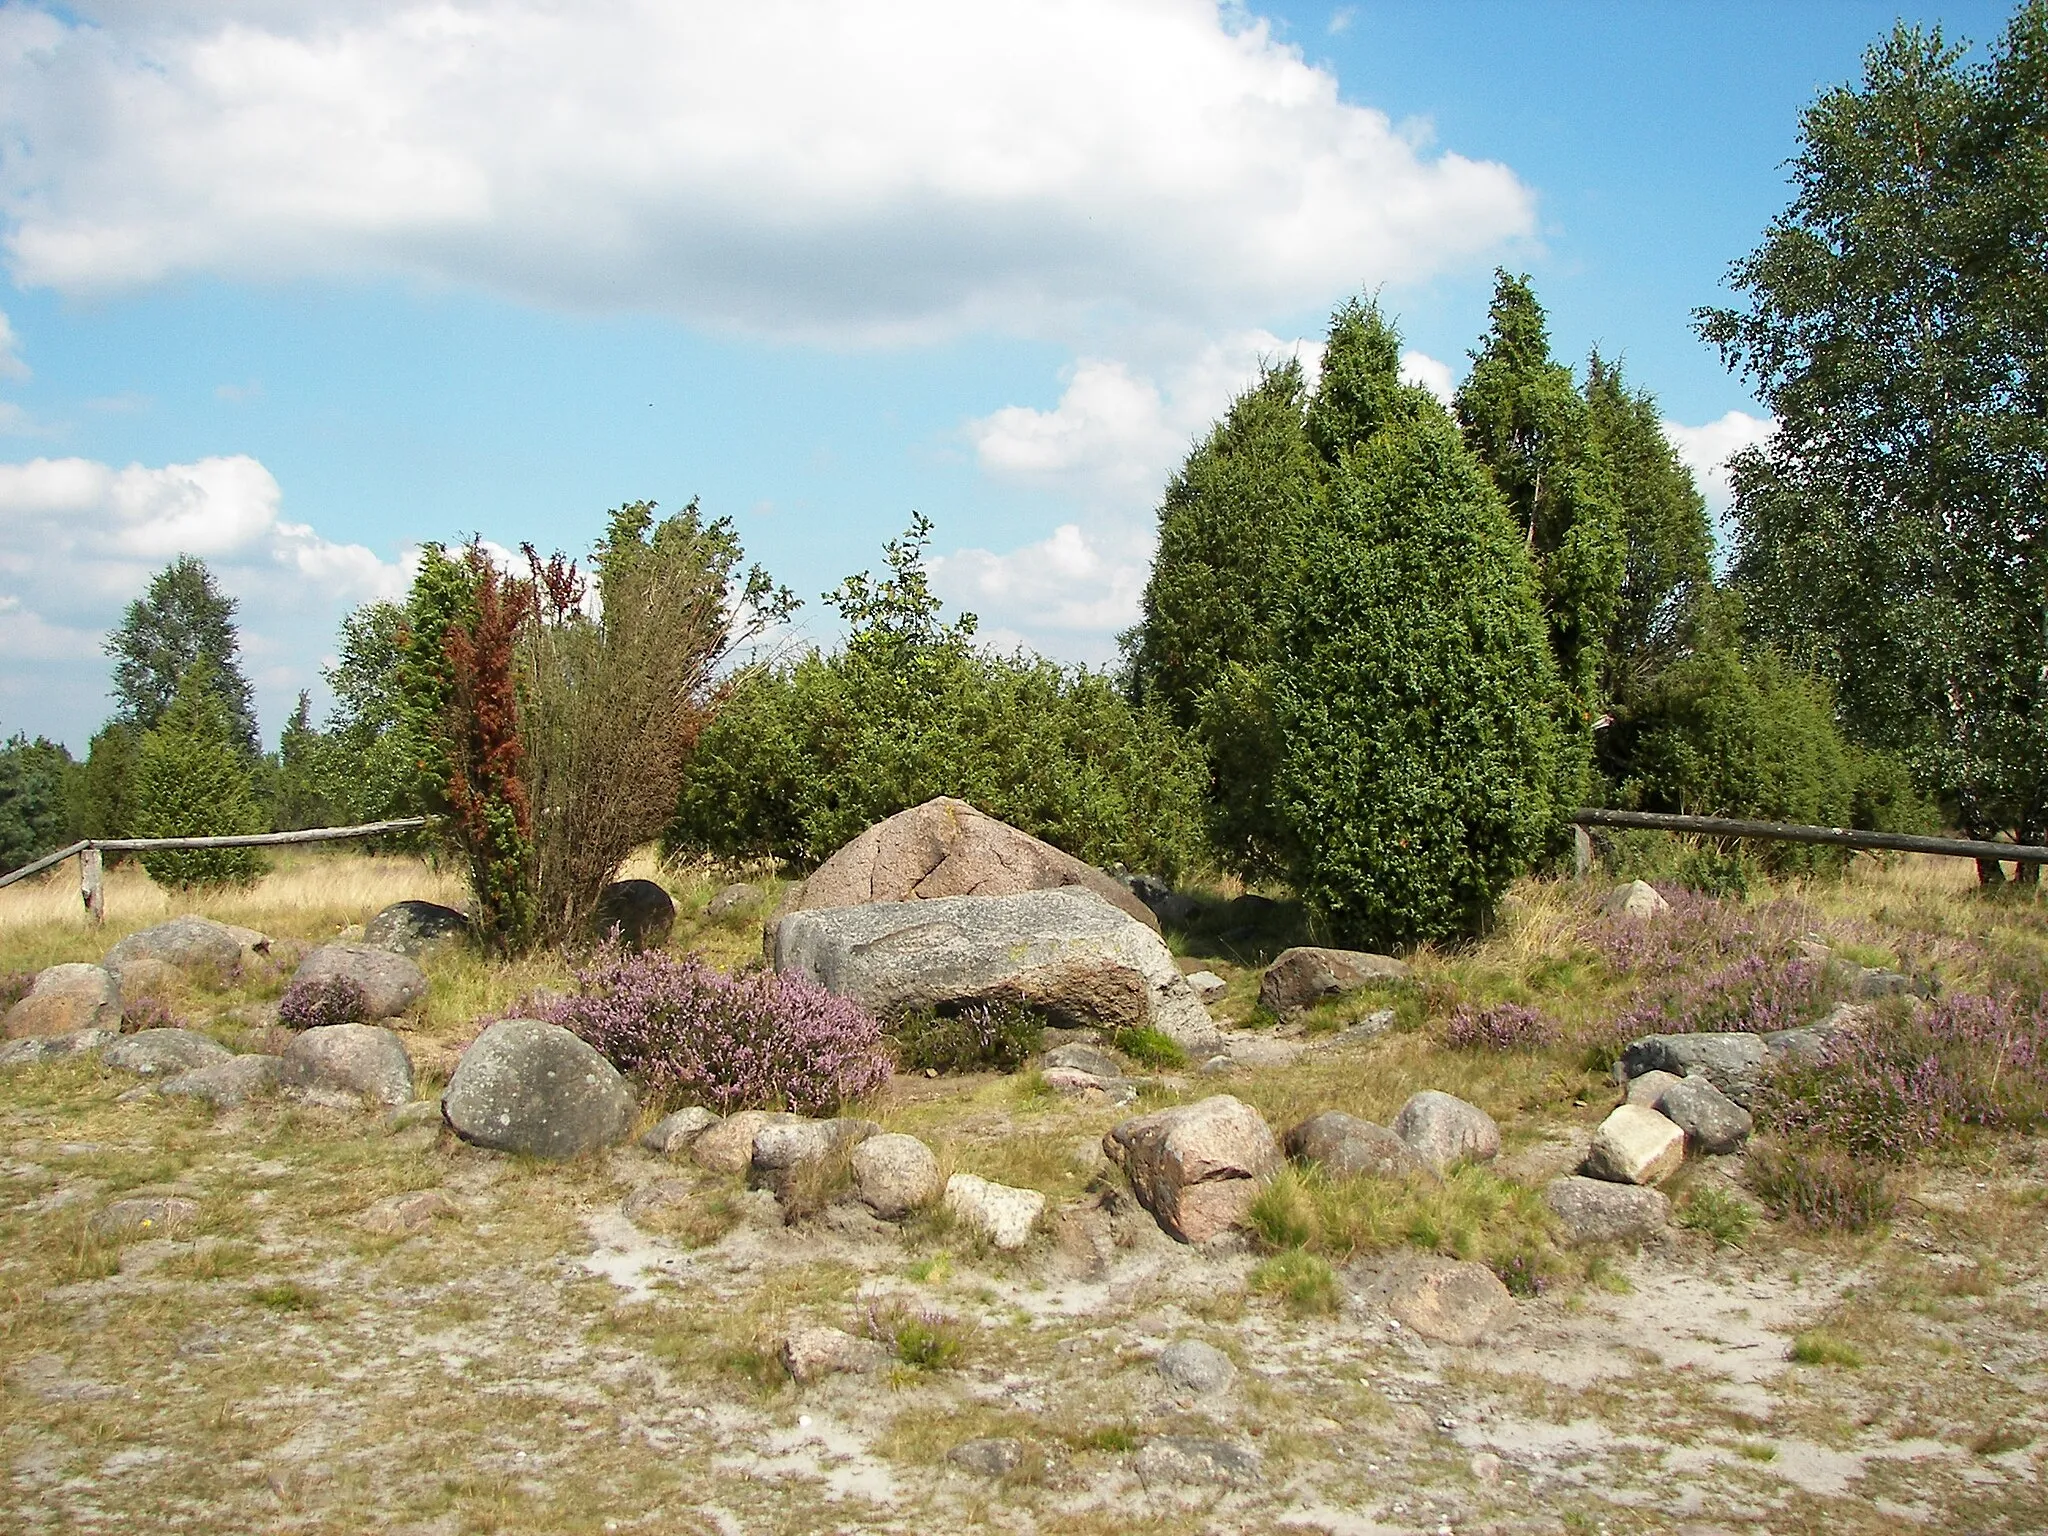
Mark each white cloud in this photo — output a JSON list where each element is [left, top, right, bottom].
[[1663, 409, 1775, 523], [1398, 348, 1457, 405], [0, 453, 411, 747], [0, 309, 26, 379], [0, 1, 1536, 342], [933, 522, 1151, 662]]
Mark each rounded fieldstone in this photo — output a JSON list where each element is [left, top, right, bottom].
[[1391, 1090, 1501, 1174], [1656, 1077, 1754, 1155], [1544, 1175, 1670, 1245], [1258, 946, 1409, 1016], [593, 879, 676, 950], [641, 1106, 720, 1156], [851, 1132, 942, 1219], [280, 1023, 415, 1109], [1602, 880, 1671, 920], [441, 1018, 636, 1159], [4, 964, 121, 1039], [156, 1055, 282, 1109], [1155, 1338, 1236, 1394], [943, 1173, 1045, 1248], [691, 1110, 799, 1174], [1284, 1110, 1431, 1180], [104, 916, 248, 977], [289, 945, 429, 1022], [362, 900, 473, 957], [704, 883, 763, 922], [1620, 1033, 1768, 1108], [0, 1028, 118, 1070], [103, 1028, 232, 1078]]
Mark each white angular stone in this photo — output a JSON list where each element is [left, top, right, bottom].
[[943, 1173, 1044, 1249], [1601, 880, 1671, 920], [1584, 1104, 1685, 1186]]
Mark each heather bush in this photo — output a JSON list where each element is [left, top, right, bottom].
[[888, 999, 1044, 1075], [534, 945, 889, 1114], [1743, 1138, 1898, 1231], [1443, 1002, 1557, 1051], [1581, 887, 1817, 978], [278, 975, 369, 1031], [1756, 993, 2048, 1159], [121, 996, 183, 1033], [1614, 954, 1838, 1043]]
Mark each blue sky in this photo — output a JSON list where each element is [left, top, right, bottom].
[[0, 0, 2018, 751]]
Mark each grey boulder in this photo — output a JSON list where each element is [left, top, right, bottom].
[[704, 882, 763, 922], [1155, 1338, 1236, 1394], [1284, 1110, 1431, 1180], [1258, 946, 1409, 1016], [104, 1028, 232, 1078], [362, 900, 472, 957], [748, 1116, 879, 1200], [1544, 1175, 1670, 1246], [156, 1054, 282, 1109], [441, 1018, 636, 1159], [290, 944, 428, 1022], [1621, 1033, 1769, 1107], [593, 879, 676, 950], [1601, 880, 1671, 920], [0, 1027, 118, 1070], [280, 1023, 415, 1109], [1391, 1090, 1501, 1174], [1104, 1094, 1281, 1243], [4, 963, 121, 1038], [104, 916, 249, 977], [851, 1132, 943, 1219], [640, 1106, 720, 1156], [775, 887, 1214, 1046], [948, 1437, 1027, 1477], [1042, 1042, 1124, 1079], [1656, 1076, 1753, 1154]]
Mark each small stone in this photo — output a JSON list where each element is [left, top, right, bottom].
[[1391, 1090, 1501, 1174], [1284, 1110, 1431, 1180], [1185, 970, 1227, 1002], [156, 1055, 282, 1109], [641, 1106, 720, 1156], [948, 1437, 1026, 1476], [1135, 1436, 1262, 1488], [1656, 1077, 1753, 1154], [851, 1132, 942, 1219], [778, 1325, 887, 1384], [1544, 1175, 1670, 1245], [1042, 1042, 1123, 1078], [943, 1173, 1044, 1249], [104, 1028, 232, 1078], [1854, 966, 1912, 999], [691, 1110, 798, 1174], [1623, 1069, 1685, 1107], [1042, 1066, 1138, 1103], [704, 883, 763, 922], [1584, 1104, 1686, 1185], [1470, 1450, 1503, 1483], [1337, 1008, 1398, 1044], [1155, 1338, 1235, 1394], [280, 1023, 415, 1109], [1222, 1033, 1304, 1069], [5, 963, 122, 1038], [1601, 879, 1671, 920], [89, 1196, 200, 1240], [0, 1028, 117, 1070], [388, 1099, 443, 1131], [356, 1190, 455, 1235]]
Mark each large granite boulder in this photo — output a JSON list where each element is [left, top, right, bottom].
[[280, 1023, 415, 1109], [1544, 1175, 1670, 1245], [441, 1019, 635, 1159], [593, 879, 676, 950], [104, 916, 248, 978], [1283, 1110, 1431, 1180], [1392, 1091, 1501, 1174], [1103, 1094, 1281, 1243], [362, 901, 472, 957], [4, 963, 121, 1038], [1621, 1032, 1769, 1107], [774, 887, 1214, 1045], [1258, 947, 1409, 1016], [788, 796, 1158, 932], [104, 1027, 233, 1078], [289, 944, 428, 1022]]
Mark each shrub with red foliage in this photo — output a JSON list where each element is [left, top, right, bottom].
[[443, 546, 535, 952], [517, 945, 890, 1115]]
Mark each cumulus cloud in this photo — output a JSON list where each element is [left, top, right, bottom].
[[0, 309, 25, 379], [0, 453, 411, 747], [1399, 348, 1457, 405], [1663, 409, 1775, 524], [0, 1, 1536, 341]]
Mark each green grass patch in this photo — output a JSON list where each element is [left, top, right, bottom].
[[1676, 1183, 1757, 1248], [1788, 1329, 1864, 1367], [1110, 1026, 1186, 1069], [1248, 1250, 1342, 1315]]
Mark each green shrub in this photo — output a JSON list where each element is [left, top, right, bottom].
[[0, 732, 74, 872], [1262, 406, 1564, 947], [888, 999, 1044, 1075], [1788, 1329, 1864, 1367], [134, 660, 266, 889], [667, 518, 1208, 879]]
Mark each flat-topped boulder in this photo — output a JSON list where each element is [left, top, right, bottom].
[[1258, 947, 1409, 1016], [1621, 1032, 1769, 1107], [775, 887, 1214, 1045], [788, 796, 1158, 932], [105, 916, 251, 977], [4, 964, 120, 1038], [363, 901, 472, 957]]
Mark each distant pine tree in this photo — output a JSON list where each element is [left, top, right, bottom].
[[134, 660, 266, 889]]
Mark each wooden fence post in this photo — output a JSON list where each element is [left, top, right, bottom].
[[1573, 825, 1594, 881], [79, 847, 104, 926]]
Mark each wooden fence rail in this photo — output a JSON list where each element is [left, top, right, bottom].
[[1571, 807, 2048, 866], [0, 817, 435, 923]]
